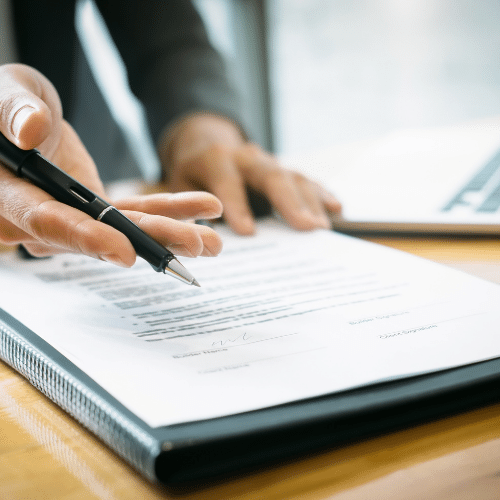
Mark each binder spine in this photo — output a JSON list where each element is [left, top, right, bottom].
[[0, 319, 161, 482]]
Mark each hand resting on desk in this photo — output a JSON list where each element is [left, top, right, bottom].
[[0, 64, 223, 266], [157, 113, 341, 235]]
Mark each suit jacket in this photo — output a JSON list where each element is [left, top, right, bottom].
[[11, 0, 242, 180]]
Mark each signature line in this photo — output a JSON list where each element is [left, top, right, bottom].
[[180, 333, 301, 357]]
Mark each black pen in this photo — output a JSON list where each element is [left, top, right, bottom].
[[0, 132, 200, 286]]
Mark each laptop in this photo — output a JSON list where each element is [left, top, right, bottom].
[[285, 116, 500, 235]]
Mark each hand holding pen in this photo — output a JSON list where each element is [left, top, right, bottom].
[[0, 64, 223, 282]]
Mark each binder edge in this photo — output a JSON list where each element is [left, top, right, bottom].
[[0, 311, 161, 482]]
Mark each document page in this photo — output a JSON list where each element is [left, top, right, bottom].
[[1, 219, 500, 427]]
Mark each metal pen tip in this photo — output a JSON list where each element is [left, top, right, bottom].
[[163, 257, 200, 287]]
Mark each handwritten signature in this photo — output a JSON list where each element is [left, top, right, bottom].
[[211, 332, 252, 347]]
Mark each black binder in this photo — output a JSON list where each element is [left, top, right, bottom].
[[2, 307, 500, 486]]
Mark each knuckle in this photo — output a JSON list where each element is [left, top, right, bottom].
[[66, 218, 90, 254], [20, 200, 52, 243]]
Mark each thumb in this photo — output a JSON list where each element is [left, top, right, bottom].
[[0, 64, 62, 155]]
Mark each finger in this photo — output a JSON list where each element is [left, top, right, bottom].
[[114, 191, 223, 221], [236, 145, 329, 230], [0, 213, 32, 246], [290, 173, 333, 226], [197, 146, 255, 235], [0, 220, 64, 258], [0, 209, 121, 257], [318, 184, 342, 214], [21, 241, 75, 258], [0, 167, 136, 265], [0, 211, 135, 263], [170, 144, 256, 235], [0, 64, 107, 214], [0, 63, 62, 155], [266, 170, 330, 230], [122, 210, 223, 257], [212, 174, 255, 235]]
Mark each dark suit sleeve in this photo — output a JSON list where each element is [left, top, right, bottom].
[[93, 0, 244, 143]]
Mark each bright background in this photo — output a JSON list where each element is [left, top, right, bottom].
[[76, 0, 500, 174]]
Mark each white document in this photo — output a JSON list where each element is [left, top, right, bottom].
[[1, 219, 500, 428]]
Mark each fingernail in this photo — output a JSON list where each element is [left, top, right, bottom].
[[100, 254, 130, 268], [11, 105, 37, 139]]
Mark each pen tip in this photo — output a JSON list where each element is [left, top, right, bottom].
[[192, 279, 201, 287]]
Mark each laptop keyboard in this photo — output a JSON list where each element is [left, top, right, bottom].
[[442, 147, 500, 213]]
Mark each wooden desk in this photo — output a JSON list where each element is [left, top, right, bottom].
[[1, 236, 500, 499]]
